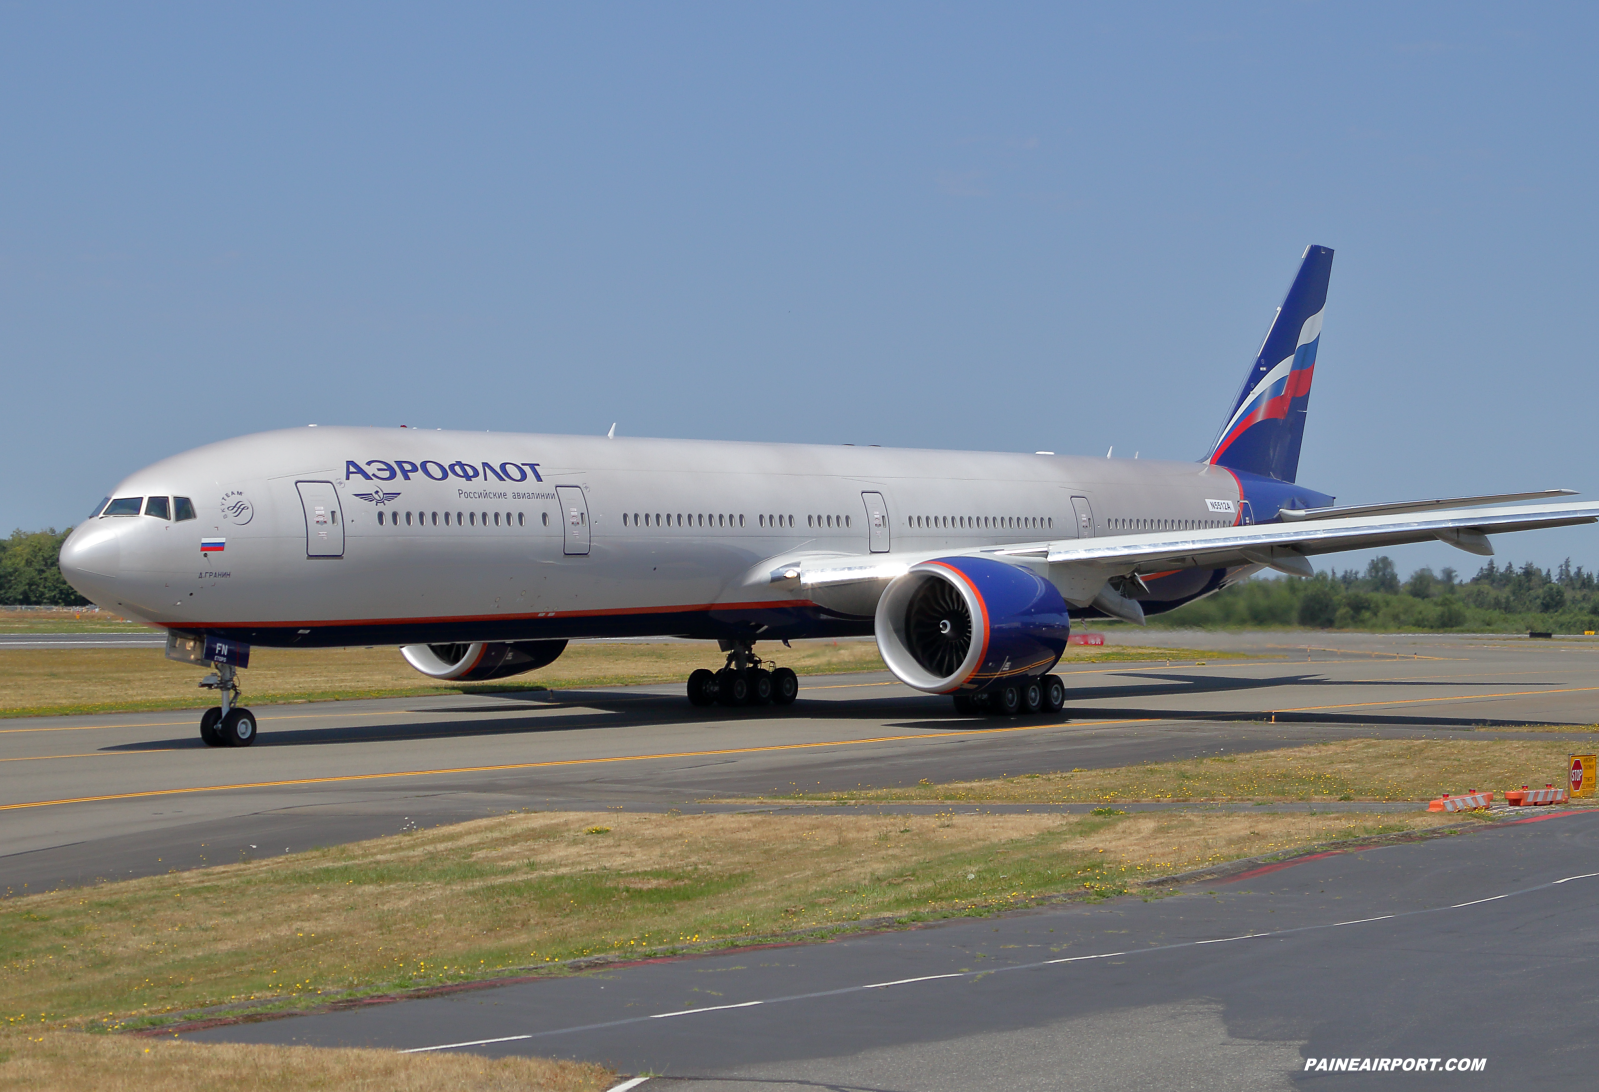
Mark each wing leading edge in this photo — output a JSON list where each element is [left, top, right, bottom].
[[770, 497, 1599, 625]]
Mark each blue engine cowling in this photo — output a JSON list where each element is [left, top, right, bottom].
[[874, 557, 1071, 694]]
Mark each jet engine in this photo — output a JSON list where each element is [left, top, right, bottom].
[[400, 640, 568, 681], [874, 557, 1071, 693]]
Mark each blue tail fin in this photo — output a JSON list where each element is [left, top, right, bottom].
[[1206, 245, 1334, 483]]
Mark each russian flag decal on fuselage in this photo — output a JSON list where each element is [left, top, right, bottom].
[[200, 538, 225, 553]]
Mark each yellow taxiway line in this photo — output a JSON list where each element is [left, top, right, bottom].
[[0, 716, 1157, 812]]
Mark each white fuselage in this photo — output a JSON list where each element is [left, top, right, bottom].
[[61, 426, 1262, 647]]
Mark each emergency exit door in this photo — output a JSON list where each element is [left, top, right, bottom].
[[296, 481, 344, 558], [1070, 496, 1095, 538], [555, 486, 590, 555], [861, 492, 890, 553]]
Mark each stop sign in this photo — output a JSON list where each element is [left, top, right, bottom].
[[1572, 758, 1585, 790]]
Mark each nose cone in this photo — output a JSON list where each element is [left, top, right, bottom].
[[59, 522, 122, 602]]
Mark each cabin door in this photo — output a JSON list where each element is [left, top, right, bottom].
[[861, 492, 890, 553], [296, 481, 344, 558], [555, 486, 590, 555]]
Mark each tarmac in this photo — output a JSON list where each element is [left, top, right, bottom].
[[5, 630, 1597, 1085]]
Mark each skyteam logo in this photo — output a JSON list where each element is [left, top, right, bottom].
[[352, 489, 402, 506]]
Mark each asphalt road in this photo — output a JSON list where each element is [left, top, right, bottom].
[[3, 633, 1597, 896], [189, 807, 1599, 1089]]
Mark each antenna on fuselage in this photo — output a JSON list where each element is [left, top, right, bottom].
[[606, 423, 617, 439]]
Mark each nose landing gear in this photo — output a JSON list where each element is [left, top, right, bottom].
[[685, 640, 799, 709], [198, 662, 257, 747]]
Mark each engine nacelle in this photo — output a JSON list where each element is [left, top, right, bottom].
[[400, 640, 568, 681], [875, 557, 1071, 694]]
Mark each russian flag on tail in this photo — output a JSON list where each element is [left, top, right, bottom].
[[1206, 245, 1334, 485]]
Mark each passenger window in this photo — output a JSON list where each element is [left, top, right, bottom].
[[541, 512, 548, 526], [518, 512, 525, 527], [470, 512, 476, 526], [103, 497, 142, 516], [378, 511, 386, 526], [144, 496, 170, 519], [174, 497, 196, 521], [495, 512, 501, 526]]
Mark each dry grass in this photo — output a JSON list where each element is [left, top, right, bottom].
[[774, 738, 1599, 805], [0, 640, 1243, 718], [1, 807, 1452, 1036], [0, 608, 140, 633], [0, 1029, 612, 1092]]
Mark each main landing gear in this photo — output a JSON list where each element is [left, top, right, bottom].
[[952, 674, 1067, 717], [198, 662, 257, 747], [686, 640, 799, 709]]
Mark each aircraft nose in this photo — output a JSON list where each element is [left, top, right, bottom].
[[58, 522, 122, 600]]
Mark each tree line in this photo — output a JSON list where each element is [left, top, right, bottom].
[[1147, 556, 1599, 632], [0, 529, 90, 606]]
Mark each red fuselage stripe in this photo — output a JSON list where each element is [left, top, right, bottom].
[[166, 598, 820, 631]]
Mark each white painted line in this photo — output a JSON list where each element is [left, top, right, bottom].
[[862, 973, 965, 988], [1043, 951, 1126, 965], [395, 869, 1599, 1054], [606, 1078, 651, 1092], [400, 1033, 533, 1053], [649, 1000, 764, 1019]]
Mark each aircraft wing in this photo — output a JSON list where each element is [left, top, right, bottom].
[[770, 498, 1599, 623]]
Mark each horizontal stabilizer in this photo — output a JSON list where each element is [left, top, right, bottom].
[[1277, 489, 1576, 523]]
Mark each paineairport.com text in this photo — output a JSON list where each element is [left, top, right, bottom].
[[1304, 1058, 1486, 1073]]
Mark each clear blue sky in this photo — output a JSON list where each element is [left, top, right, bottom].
[[4, 3, 1596, 578]]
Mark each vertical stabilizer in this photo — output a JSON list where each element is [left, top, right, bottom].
[[1206, 245, 1333, 483]]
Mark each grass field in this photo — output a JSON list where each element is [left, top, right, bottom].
[[0, 608, 142, 633], [0, 1031, 612, 1092], [0, 735, 1522, 1089], [0, 639, 1246, 718], [0, 806, 1455, 1038], [763, 737, 1599, 805]]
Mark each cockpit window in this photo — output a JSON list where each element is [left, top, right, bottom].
[[144, 496, 171, 519], [90, 497, 110, 518], [174, 497, 196, 522], [103, 497, 142, 516]]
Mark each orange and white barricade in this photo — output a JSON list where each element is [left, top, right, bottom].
[[1504, 784, 1569, 806], [1428, 791, 1494, 813]]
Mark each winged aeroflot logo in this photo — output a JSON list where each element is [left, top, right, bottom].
[[352, 490, 402, 506]]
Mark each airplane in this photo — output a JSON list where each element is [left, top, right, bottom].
[[58, 245, 1599, 747]]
